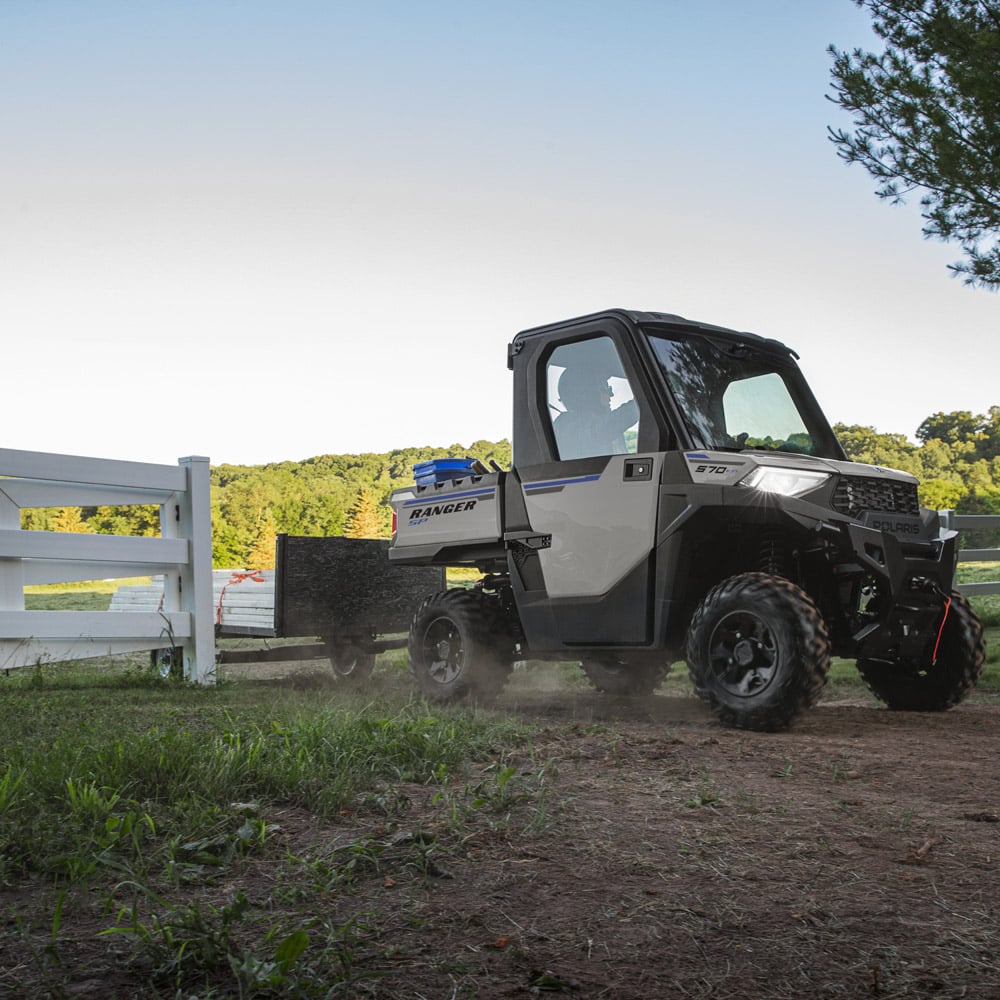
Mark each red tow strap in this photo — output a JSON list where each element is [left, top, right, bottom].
[[215, 570, 267, 625], [931, 594, 952, 665]]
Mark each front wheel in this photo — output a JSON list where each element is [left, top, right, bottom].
[[686, 572, 830, 731], [580, 657, 668, 696], [408, 589, 510, 703], [857, 591, 984, 711]]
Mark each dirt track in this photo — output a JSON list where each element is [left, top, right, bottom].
[[249, 675, 1000, 998], [351, 689, 1000, 998]]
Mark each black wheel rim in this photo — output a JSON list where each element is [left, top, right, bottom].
[[422, 616, 464, 685], [707, 610, 778, 697]]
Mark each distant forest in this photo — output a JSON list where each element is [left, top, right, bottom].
[[20, 408, 1000, 568]]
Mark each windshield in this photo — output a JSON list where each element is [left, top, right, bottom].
[[647, 331, 840, 458]]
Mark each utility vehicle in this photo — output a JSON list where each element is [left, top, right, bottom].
[[389, 309, 984, 730]]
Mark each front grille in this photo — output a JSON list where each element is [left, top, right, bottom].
[[832, 476, 919, 517]]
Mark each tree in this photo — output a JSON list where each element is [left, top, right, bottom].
[[833, 423, 920, 473], [827, 0, 1000, 287], [88, 504, 160, 536], [918, 477, 965, 509], [917, 407, 1000, 459], [245, 509, 278, 569], [916, 409, 983, 445], [343, 488, 386, 539], [50, 507, 90, 533]]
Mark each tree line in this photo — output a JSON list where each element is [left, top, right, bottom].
[[20, 410, 1000, 567]]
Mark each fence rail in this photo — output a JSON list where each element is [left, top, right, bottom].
[[939, 510, 1000, 597], [0, 448, 215, 682]]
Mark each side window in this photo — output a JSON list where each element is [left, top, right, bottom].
[[546, 337, 640, 460]]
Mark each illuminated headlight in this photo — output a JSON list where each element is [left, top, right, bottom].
[[740, 466, 829, 498]]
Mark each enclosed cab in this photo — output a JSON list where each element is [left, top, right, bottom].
[[390, 309, 983, 729]]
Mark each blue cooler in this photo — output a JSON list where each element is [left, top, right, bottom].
[[413, 458, 480, 486]]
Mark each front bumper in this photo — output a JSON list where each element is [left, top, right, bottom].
[[838, 520, 958, 662]]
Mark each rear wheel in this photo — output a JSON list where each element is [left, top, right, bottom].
[[686, 572, 830, 731], [408, 589, 511, 702], [857, 591, 984, 711], [324, 640, 376, 681], [580, 657, 668, 696]]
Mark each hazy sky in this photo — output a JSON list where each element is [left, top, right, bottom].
[[2, 1, 996, 468]]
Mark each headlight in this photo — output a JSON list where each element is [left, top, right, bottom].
[[740, 466, 829, 498]]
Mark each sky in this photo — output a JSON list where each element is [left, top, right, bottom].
[[2, 0, 996, 469]]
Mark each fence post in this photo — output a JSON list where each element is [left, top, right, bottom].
[[939, 509, 953, 532], [177, 456, 215, 683], [0, 491, 23, 616]]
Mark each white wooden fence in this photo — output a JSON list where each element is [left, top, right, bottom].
[[0, 448, 215, 682], [940, 510, 1000, 597]]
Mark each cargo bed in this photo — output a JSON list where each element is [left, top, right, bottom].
[[110, 535, 444, 672]]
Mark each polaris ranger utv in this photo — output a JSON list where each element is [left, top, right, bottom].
[[389, 309, 984, 730]]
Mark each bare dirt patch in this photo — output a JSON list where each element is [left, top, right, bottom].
[[4, 681, 1000, 999]]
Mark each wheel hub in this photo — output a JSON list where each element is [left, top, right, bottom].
[[708, 611, 778, 698]]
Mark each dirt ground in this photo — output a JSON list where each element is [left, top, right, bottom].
[[4, 674, 1000, 999]]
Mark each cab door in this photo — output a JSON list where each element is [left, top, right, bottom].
[[507, 324, 666, 648]]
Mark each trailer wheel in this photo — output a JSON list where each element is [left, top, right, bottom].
[[857, 591, 984, 711], [150, 647, 182, 680], [580, 657, 668, 696], [324, 640, 376, 681], [408, 589, 510, 702], [686, 572, 830, 731]]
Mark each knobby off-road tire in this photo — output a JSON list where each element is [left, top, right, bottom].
[[857, 591, 985, 711], [579, 657, 669, 696], [686, 572, 830, 732], [408, 589, 512, 703], [324, 640, 377, 682]]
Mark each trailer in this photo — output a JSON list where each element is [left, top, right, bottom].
[[111, 535, 444, 677]]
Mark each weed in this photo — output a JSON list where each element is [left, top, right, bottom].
[[105, 885, 252, 988], [831, 753, 855, 782], [685, 769, 721, 808], [0, 766, 25, 816], [773, 759, 794, 779]]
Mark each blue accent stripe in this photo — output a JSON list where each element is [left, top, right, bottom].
[[403, 486, 496, 506], [524, 474, 601, 492], [685, 451, 710, 460]]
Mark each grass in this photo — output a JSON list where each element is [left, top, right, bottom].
[[0, 664, 530, 882], [0, 657, 547, 997], [957, 560, 1000, 627], [23, 576, 151, 611]]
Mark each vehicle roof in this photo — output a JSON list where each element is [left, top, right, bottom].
[[512, 307, 799, 358]]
